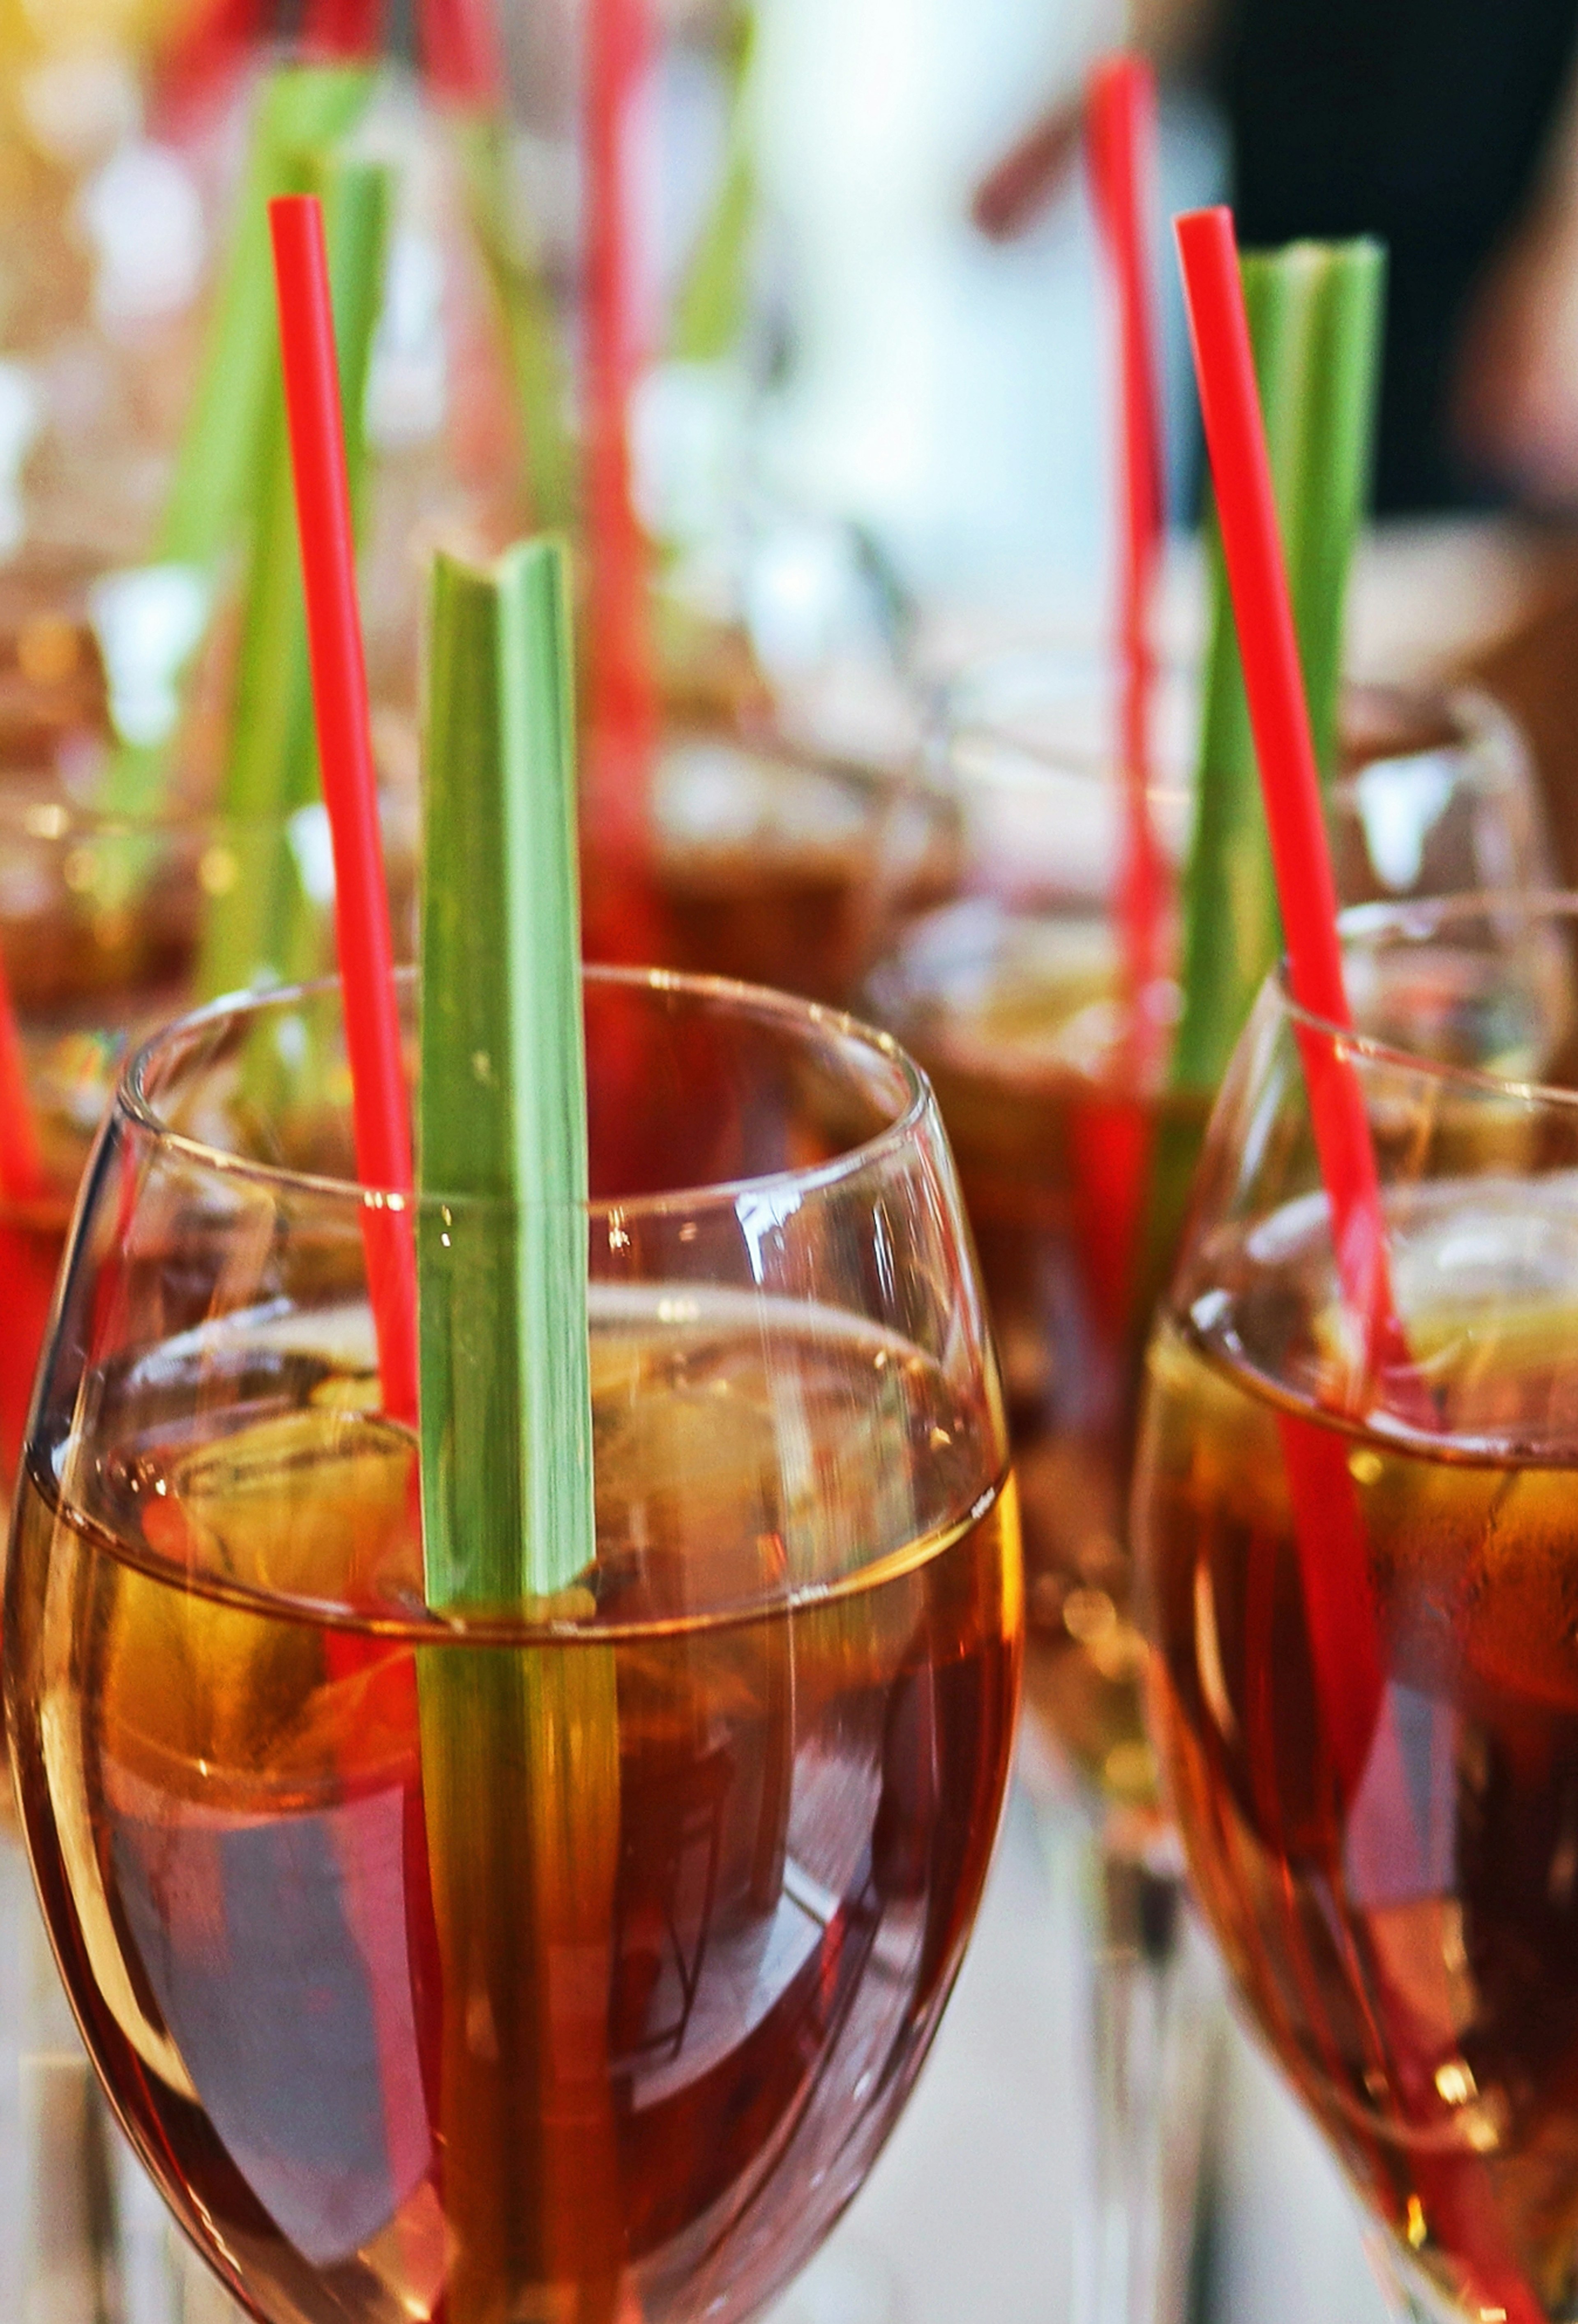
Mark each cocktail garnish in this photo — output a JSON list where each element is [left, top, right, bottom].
[[1136, 230, 1384, 1345], [418, 538, 595, 1604], [100, 64, 375, 825], [457, 117, 579, 532], [671, 2, 759, 365], [430, 0, 579, 534], [417, 538, 621, 2315]]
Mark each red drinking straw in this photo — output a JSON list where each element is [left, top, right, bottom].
[[1178, 206, 1545, 2324], [418, 0, 503, 105], [302, 0, 388, 54], [582, 0, 664, 965], [270, 200, 436, 2212], [156, 0, 386, 126], [269, 193, 418, 1426], [152, 0, 261, 124], [0, 947, 44, 1206], [1086, 55, 1168, 1027], [1174, 205, 1408, 1384]]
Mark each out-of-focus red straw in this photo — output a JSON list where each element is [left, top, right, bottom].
[[156, 0, 384, 127], [154, 0, 260, 124], [299, 0, 387, 56], [0, 947, 44, 1205], [418, 0, 502, 105], [1087, 55, 1168, 1028], [269, 194, 418, 1426], [1174, 205, 1407, 1386], [1177, 207, 1550, 2324], [583, 0, 664, 965]]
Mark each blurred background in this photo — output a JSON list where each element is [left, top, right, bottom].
[[9, 0, 1578, 659], [4, 3, 1578, 2321]]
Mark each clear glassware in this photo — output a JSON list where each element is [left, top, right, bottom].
[[648, 718, 953, 1007], [0, 777, 422, 1509], [0, 775, 416, 2323], [0, 3, 839, 861], [865, 654, 1558, 2324], [4, 963, 1022, 2324], [0, 3, 549, 785], [884, 669, 1552, 1792], [1133, 892, 1578, 2324]]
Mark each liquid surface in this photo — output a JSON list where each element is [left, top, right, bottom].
[[874, 897, 1577, 1814], [9, 1313, 1020, 2324], [1140, 1198, 1578, 2324]]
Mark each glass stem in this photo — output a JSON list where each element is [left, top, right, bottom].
[[1084, 1813, 1220, 2324]]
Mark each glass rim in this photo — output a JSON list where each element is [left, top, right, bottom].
[[1279, 889, 1578, 1106], [939, 659, 1509, 789], [661, 713, 927, 794], [1327, 679, 1525, 799], [120, 961, 934, 1217]]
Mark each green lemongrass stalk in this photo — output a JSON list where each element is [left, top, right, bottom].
[[670, 3, 758, 364], [416, 539, 619, 2317], [1296, 244, 1387, 775], [457, 117, 578, 533], [1169, 237, 1385, 1095], [163, 67, 376, 573], [1136, 240, 1384, 1322], [418, 540, 593, 1586], [196, 152, 390, 1004], [99, 65, 375, 826]]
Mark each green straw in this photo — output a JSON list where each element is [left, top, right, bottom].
[[417, 539, 593, 1592], [670, 3, 758, 364], [195, 150, 390, 1004], [1295, 244, 1387, 776], [162, 68, 376, 578], [1170, 237, 1384, 1095], [415, 538, 619, 2315], [99, 64, 374, 825], [1136, 238, 1384, 1318], [457, 118, 579, 535]]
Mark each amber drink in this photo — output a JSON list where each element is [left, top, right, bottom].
[[875, 669, 1553, 1808], [5, 966, 1021, 2324], [1134, 896, 1578, 2324], [647, 727, 954, 1007]]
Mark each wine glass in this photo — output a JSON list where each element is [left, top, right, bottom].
[[865, 653, 1557, 2324], [0, 779, 419, 1516], [888, 663, 1550, 1804], [1133, 891, 1578, 2324], [4, 963, 1022, 2324], [0, 776, 420, 2322], [646, 720, 955, 1008]]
